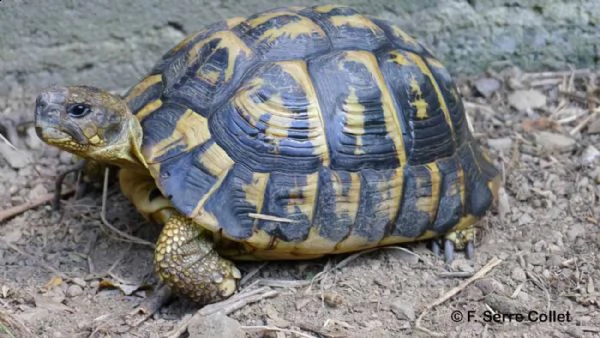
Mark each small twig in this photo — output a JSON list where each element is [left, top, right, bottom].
[[248, 213, 297, 223], [560, 90, 600, 105], [99, 167, 155, 248], [239, 262, 268, 286], [127, 284, 173, 327], [569, 107, 600, 136], [257, 278, 312, 288], [241, 325, 317, 338], [296, 321, 348, 338], [415, 257, 503, 337], [166, 286, 278, 338], [0, 189, 75, 223], [0, 132, 17, 150], [581, 326, 600, 333], [463, 101, 498, 116], [522, 68, 599, 80], [52, 160, 85, 211], [436, 271, 474, 278]]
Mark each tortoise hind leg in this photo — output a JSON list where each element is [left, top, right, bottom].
[[444, 227, 475, 263], [155, 213, 241, 304], [431, 227, 475, 263]]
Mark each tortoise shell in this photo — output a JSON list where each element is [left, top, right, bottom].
[[123, 5, 499, 255]]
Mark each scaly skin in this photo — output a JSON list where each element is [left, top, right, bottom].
[[155, 214, 240, 304]]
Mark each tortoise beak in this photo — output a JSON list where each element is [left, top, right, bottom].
[[34, 87, 70, 141]]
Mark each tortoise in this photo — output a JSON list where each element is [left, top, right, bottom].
[[34, 5, 501, 305]]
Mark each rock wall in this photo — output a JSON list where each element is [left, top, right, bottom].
[[1, 0, 598, 94]]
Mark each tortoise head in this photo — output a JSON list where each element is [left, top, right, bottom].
[[34, 86, 145, 168]]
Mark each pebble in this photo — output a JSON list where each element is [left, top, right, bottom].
[[590, 167, 600, 183], [0, 143, 33, 169], [475, 278, 506, 295], [587, 118, 600, 134], [187, 313, 245, 338], [548, 255, 565, 266], [533, 240, 546, 252], [518, 213, 533, 226], [508, 89, 547, 111], [473, 77, 501, 98], [564, 327, 585, 338], [450, 259, 474, 273], [567, 223, 586, 241], [59, 152, 74, 165], [548, 244, 562, 253], [485, 294, 527, 314], [487, 137, 513, 153], [390, 299, 415, 321], [66, 285, 83, 298], [72, 278, 86, 288], [27, 183, 48, 200], [526, 253, 547, 266], [581, 145, 600, 166], [511, 267, 527, 282], [534, 131, 576, 153]]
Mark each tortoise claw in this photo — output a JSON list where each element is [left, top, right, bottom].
[[431, 228, 476, 263], [431, 239, 441, 257], [444, 239, 455, 264], [465, 241, 475, 260]]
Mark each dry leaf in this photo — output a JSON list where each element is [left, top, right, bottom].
[[40, 276, 63, 293], [98, 279, 151, 296], [522, 117, 556, 132]]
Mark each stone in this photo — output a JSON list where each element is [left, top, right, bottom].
[[587, 118, 600, 134], [526, 253, 547, 266], [187, 313, 245, 338], [72, 278, 87, 288], [473, 77, 501, 98], [581, 145, 600, 166], [534, 131, 576, 153], [28, 183, 48, 200], [475, 278, 506, 295], [0, 143, 32, 169], [59, 152, 74, 165], [66, 285, 83, 298], [567, 224, 586, 241], [450, 259, 474, 273], [508, 89, 547, 111], [511, 267, 527, 282], [487, 137, 513, 153], [390, 299, 415, 321]]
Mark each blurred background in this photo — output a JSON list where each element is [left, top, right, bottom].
[[1, 0, 598, 95]]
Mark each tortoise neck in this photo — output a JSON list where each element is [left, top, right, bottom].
[[87, 116, 147, 171]]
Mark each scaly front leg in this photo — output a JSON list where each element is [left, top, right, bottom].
[[119, 169, 240, 304], [155, 213, 241, 304]]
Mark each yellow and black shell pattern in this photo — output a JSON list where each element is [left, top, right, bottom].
[[124, 5, 500, 255]]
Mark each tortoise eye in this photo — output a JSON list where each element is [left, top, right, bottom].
[[68, 104, 91, 118]]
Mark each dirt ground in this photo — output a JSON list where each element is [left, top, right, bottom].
[[1, 65, 600, 338]]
